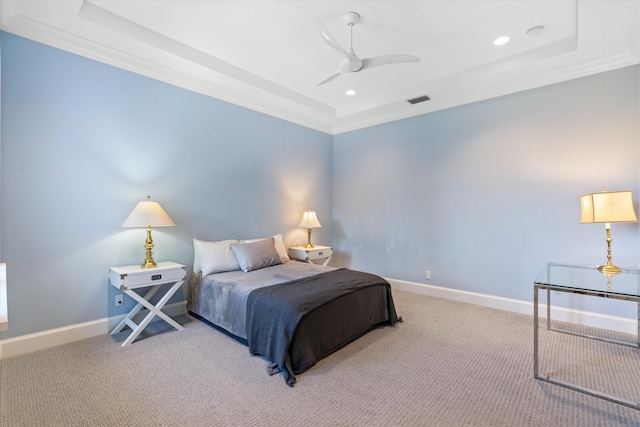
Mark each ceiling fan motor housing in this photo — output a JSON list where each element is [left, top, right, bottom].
[[340, 55, 362, 73]]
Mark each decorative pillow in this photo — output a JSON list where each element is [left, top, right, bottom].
[[230, 237, 283, 272], [193, 238, 240, 276], [241, 234, 290, 263]]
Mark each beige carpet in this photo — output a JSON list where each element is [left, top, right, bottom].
[[1, 290, 640, 426]]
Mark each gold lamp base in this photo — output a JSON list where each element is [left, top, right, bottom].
[[305, 228, 314, 248], [597, 224, 621, 275], [597, 262, 621, 275], [141, 226, 158, 268]]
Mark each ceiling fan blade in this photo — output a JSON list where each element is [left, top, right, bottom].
[[361, 54, 420, 70], [315, 18, 349, 56], [316, 72, 341, 86]]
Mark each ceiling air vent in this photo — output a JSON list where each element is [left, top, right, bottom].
[[407, 95, 430, 105]]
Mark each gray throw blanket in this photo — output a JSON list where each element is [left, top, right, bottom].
[[246, 268, 399, 386]]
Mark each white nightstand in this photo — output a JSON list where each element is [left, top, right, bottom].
[[288, 245, 333, 266], [109, 261, 186, 346]]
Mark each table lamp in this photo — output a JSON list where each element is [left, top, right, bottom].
[[298, 209, 322, 248], [122, 195, 175, 268], [580, 187, 637, 274]]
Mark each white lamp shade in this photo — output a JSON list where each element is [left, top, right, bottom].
[[121, 196, 175, 228], [580, 190, 638, 224], [298, 210, 322, 229]]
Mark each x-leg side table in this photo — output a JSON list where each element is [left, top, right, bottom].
[[109, 262, 186, 346]]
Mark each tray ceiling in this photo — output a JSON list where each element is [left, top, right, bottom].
[[1, 0, 638, 134]]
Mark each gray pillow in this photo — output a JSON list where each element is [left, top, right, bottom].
[[230, 237, 283, 272]]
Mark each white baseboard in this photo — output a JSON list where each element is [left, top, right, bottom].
[[0, 264, 7, 333], [2, 281, 637, 360], [386, 278, 637, 336], [0, 301, 186, 360]]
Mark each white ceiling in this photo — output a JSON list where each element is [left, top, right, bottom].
[[1, 0, 639, 134]]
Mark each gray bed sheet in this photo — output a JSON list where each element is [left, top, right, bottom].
[[187, 260, 335, 339]]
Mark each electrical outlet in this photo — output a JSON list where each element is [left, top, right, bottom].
[[425, 270, 431, 280], [115, 294, 124, 306]]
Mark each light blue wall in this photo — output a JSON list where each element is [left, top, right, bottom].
[[2, 30, 639, 340], [0, 33, 332, 339], [332, 66, 640, 313]]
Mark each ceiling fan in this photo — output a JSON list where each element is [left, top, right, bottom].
[[315, 12, 420, 86]]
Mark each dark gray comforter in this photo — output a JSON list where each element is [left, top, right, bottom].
[[246, 268, 399, 386], [187, 261, 332, 340]]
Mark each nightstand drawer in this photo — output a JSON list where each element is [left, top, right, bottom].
[[305, 247, 333, 259], [109, 261, 186, 290], [288, 246, 333, 262]]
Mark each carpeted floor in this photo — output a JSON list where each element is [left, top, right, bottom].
[[1, 290, 640, 426]]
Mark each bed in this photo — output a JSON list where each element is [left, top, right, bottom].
[[187, 235, 400, 385]]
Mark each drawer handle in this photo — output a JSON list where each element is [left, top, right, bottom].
[[318, 252, 323, 256], [151, 274, 162, 281]]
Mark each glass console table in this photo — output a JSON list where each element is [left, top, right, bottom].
[[534, 262, 640, 409]]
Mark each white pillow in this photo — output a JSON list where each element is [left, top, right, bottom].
[[241, 234, 289, 263], [193, 238, 240, 276], [272, 234, 290, 262]]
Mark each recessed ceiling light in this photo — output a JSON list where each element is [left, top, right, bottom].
[[346, 89, 356, 96], [493, 36, 510, 46]]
